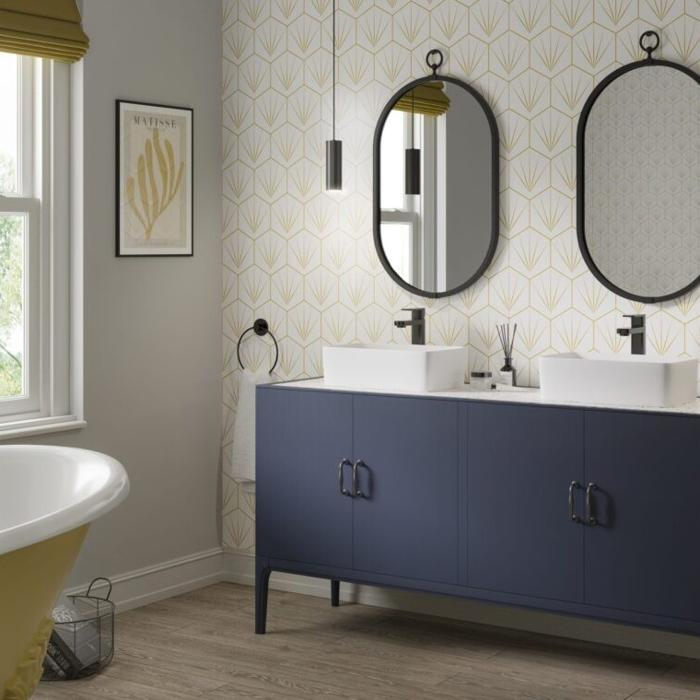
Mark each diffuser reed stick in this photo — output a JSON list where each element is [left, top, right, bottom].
[[496, 323, 517, 386]]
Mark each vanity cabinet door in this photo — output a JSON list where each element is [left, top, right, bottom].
[[584, 411, 700, 621], [352, 395, 461, 584], [467, 403, 585, 602], [256, 388, 353, 568]]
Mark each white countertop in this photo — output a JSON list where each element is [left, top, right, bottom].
[[273, 378, 700, 416]]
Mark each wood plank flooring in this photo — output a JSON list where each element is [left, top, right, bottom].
[[33, 583, 700, 699]]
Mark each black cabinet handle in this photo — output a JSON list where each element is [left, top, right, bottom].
[[586, 482, 599, 526], [352, 460, 368, 498], [569, 481, 583, 523], [337, 458, 352, 497]]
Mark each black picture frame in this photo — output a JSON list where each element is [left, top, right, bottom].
[[576, 36, 700, 304], [116, 99, 194, 257], [373, 74, 500, 299]]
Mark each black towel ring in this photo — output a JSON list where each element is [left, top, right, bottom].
[[237, 318, 278, 374]]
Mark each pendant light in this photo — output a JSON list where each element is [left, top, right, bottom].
[[325, 0, 342, 190], [405, 90, 420, 195]]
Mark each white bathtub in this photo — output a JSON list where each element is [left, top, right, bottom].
[[0, 446, 129, 699]]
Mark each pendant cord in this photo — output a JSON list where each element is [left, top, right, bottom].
[[411, 91, 415, 148], [332, 0, 336, 141]]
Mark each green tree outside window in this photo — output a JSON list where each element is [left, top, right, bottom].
[[0, 154, 23, 397]]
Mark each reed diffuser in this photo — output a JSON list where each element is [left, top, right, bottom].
[[496, 323, 517, 386]]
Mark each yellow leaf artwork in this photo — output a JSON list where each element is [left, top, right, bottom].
[[125, 129, 184, 240]]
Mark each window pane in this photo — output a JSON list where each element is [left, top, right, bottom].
[[380, 110, 405, 210], [0, 214, 24, 398], [0, 52, 19, 194], [381, 222, 412, 282]]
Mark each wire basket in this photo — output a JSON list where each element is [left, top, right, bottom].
[[42, 577, 115, 681]]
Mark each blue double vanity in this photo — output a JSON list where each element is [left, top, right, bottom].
[[255, 381, 700, 638], [249, 25, 700, 644]]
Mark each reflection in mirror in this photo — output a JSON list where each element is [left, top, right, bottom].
[[579, 58, 700, 302], [376, 78, 497, 297]]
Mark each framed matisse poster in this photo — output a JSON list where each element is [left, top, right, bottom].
[[116, 100, 193, 256]]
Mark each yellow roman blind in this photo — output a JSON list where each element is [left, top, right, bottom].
[[0, 0, 88, 62], [393, 82, 451, 117]]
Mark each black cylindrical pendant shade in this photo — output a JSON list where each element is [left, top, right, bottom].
[[326, 139, 342, 190], [405, 148, 420, 195]]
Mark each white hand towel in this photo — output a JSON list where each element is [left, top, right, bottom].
[[228, 369, 269, 483]]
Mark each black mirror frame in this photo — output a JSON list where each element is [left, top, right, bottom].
[[576, 32, 700, 304], [373, 73, 500, 299]]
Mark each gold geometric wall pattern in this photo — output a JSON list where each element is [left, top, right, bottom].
[[222, 0, 700, 552]]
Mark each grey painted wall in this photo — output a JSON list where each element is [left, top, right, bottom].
[[14, 0, 222, 586], [444, 83, 493, 290]]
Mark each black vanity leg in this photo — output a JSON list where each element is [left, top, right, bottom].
[[331, 579, 340, 607], [255, 558, 272, 634]]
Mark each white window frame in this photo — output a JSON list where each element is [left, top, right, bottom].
[[421, 114, 438, 291], [0, 56, 82, 438], [380, 113, 448, 290], [380, 112, 424, 286]]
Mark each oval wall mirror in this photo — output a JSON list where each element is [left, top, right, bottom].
[[577, 31, 700, 303], [373, 50, 499, 298]]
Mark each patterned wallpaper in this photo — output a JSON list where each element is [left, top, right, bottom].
[[221, 0, 700, 551]]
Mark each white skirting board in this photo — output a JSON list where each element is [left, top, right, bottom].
[[222, 550, 700, 660], [62, 547, 700, 660], [61, 547, 225, 613]]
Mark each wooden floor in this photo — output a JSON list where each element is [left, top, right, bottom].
[[34, 583, 700, 700]]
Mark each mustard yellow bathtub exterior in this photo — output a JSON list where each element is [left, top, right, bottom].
[[0, 525, 88, 700]]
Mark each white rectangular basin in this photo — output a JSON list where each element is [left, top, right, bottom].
[[323, 344, 467, 393], [539, 353, 698, 408]]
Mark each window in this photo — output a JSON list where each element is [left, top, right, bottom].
[[0, 52, 77, 436], [380, 108, 450, 291], [380, 110, 421, 284]]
